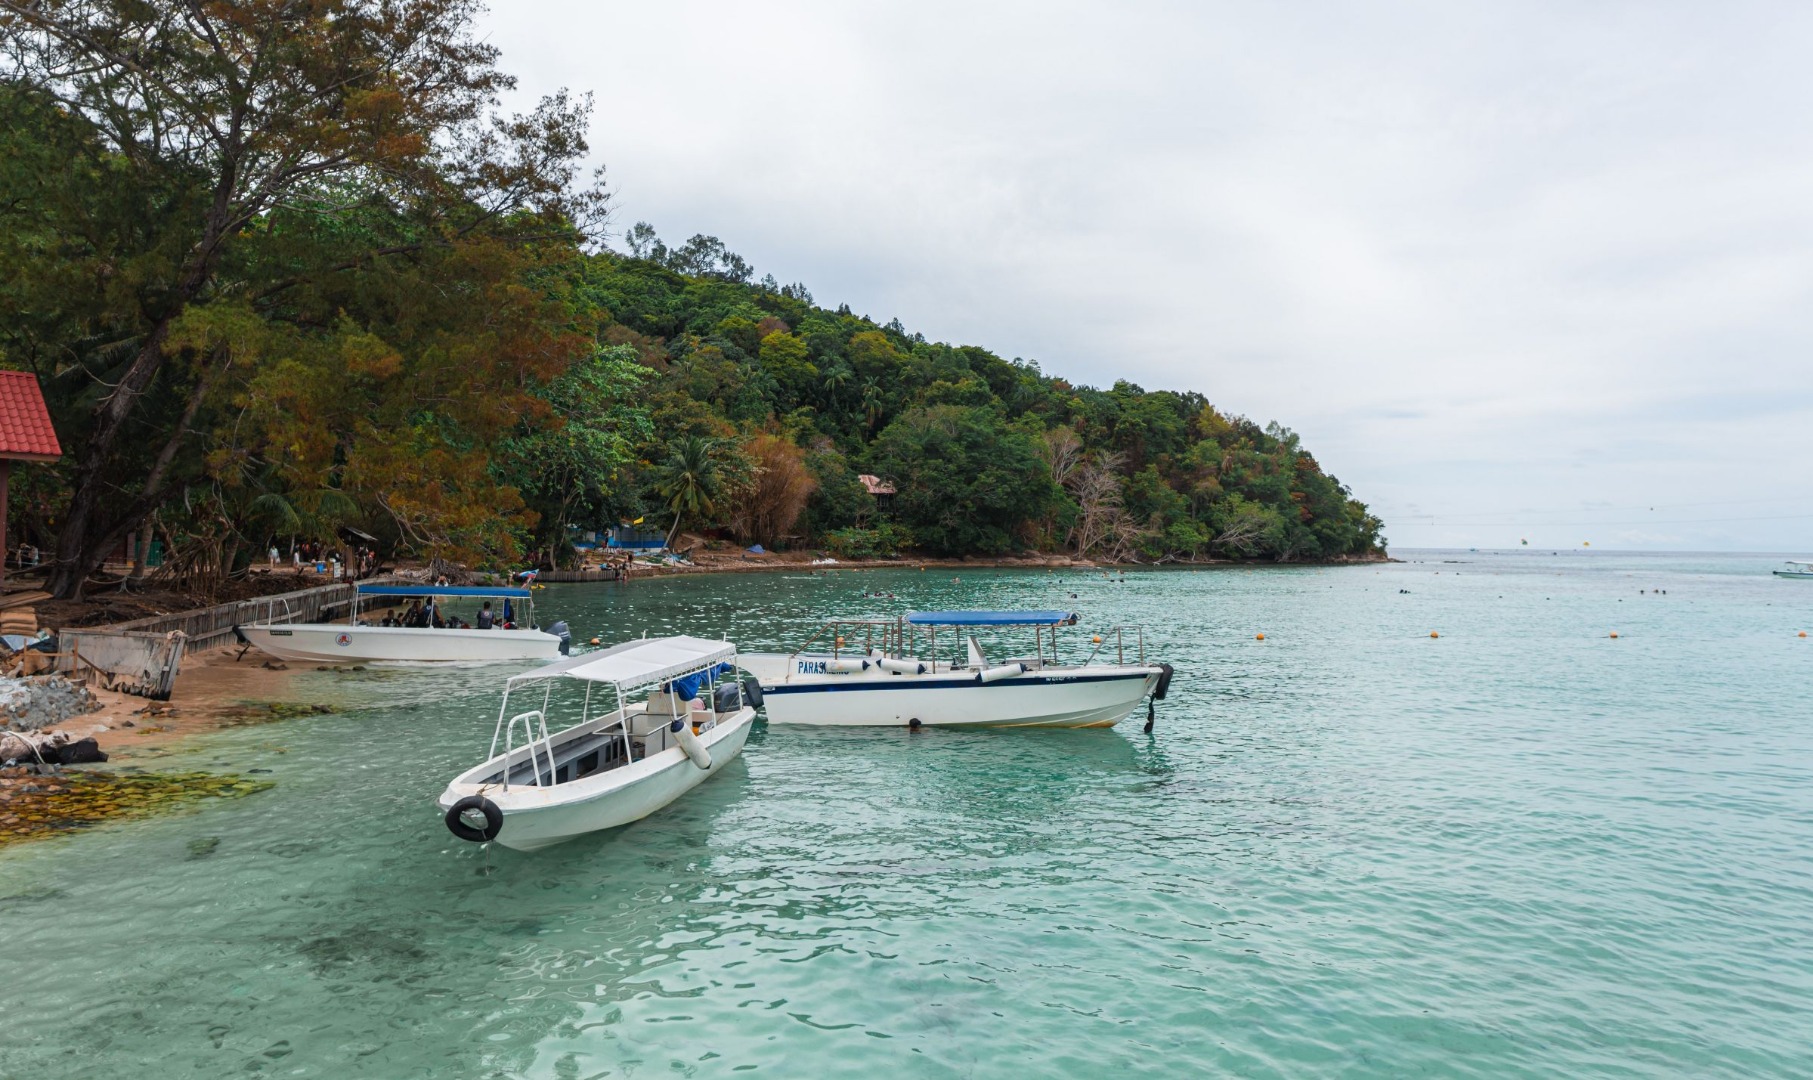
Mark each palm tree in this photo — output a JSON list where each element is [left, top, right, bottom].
[[822, 362, 853, 411], [860, 380, 885, 431], [651, 436, 724, 549]]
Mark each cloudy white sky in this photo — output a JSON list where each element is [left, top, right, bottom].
[[480, 1, 1813, 552]]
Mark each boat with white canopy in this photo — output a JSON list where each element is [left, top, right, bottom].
[[739, 610, 1172, 731], [1773, 561, 1813, 579], [236, 584, 568, 664], [436, 635, 760, 851]]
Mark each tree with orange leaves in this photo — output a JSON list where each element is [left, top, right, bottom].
[[1, 0, 607, 597]]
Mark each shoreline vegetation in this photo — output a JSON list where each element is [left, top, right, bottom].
[[1, 0, 1383, 611]]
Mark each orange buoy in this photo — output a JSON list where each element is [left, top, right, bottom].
[[1091, 635, 1102, 644], [1429, 631, 1439, 638], [1800, 631, 1808, 638], [1255, 633, 1265, 640], [1609, 631, 1619, 639]]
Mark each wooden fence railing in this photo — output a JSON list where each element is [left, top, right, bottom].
[[99, 577, 394, 654]]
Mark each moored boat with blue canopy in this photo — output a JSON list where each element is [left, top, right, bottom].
[[234, 583, 569, 665], [740, 610, 1173, 731]]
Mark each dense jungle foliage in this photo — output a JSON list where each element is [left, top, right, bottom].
[[0, 0, 1381, 600]]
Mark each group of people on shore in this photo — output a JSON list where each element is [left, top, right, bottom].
[[269, 542, 381, 579]]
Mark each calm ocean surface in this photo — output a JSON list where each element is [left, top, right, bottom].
[[2, 550, 1810, 1078]]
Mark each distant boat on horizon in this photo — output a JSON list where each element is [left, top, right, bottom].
[[1772, 560, 1813, 579]]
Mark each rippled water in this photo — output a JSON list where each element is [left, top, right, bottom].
[[2, 550, 1811, 1077]]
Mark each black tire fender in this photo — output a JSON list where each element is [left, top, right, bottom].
[[741, 676, 765, 707], [1152, 663, 1175, 700], [445, 795, 503, 843]]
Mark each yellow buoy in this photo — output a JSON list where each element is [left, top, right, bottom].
[[1255, 633, 1265, 641], [1430, 631, 1439, 639]]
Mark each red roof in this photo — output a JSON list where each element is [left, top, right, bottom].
[[0, 371, 62, 461]]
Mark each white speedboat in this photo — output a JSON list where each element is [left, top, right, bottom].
[[236, 584, 567, 664], [740, 610, 1173, 731], [1773, 560, 1813, 579], [437, 635, 759, 851]]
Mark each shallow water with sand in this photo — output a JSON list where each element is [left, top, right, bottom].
[[2, 550, 1810, 1077]]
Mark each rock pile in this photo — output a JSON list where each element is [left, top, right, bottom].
[[0, 675, 103, 732]]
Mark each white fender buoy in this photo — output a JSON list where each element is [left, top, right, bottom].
[[976, 663, 1025, 683], [826, 658, 870, 674], [878, 657, 926, 675], [672, 720, 712, 770]]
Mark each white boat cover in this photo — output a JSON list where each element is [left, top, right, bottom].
[[508, 635, 736, 691]]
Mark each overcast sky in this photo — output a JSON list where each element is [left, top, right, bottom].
[[479, 1, 1813, 552]]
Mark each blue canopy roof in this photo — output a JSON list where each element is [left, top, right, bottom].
[[906, 610, 1074, 626], [355, 585, 531, 599]]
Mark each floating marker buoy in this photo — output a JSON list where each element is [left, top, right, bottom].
[[589, 637, 601, 646], [1430, 631, 1439, 638], [1800, 631, 1807, 638], [1255, 633, 1265, 641], [1609, 631, 1619, 639], [1092, 635, 1102, 644]]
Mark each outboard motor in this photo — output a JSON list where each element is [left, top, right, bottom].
[[713, 682, 742, 713], [548, 620, 572, 656], [1144, 662, 1175, 734]]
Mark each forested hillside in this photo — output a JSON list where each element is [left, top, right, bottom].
[[568, 238, 1383, 566], [0, 0, 1381, 601]]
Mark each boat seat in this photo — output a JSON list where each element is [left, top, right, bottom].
[[644, 692, 694, 717]]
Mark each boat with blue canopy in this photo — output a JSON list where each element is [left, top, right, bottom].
[[739, 610, 1173, 731], [235, 582, 569, 665]]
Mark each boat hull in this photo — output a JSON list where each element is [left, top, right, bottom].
[[1773, 570, 1813, 579], [742, 654, 1161, 728], [437, 709, 755, 851], [239, 623, 562, 664]]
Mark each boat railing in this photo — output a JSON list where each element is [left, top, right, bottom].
[[1083, 625, 1145, 666], [791, 617, 908, 665], [253, 596, 297, 627], [494, 709, 555, 792]]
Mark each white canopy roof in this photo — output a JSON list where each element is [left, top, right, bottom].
[[509, 635, 736, 691]]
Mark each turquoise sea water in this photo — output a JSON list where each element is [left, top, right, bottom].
[[2, 550, 1811, 1078]]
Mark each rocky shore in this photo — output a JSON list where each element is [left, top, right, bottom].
[[0, 653, 302, 848]]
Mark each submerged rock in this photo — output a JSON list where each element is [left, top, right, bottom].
[[0, 768, 272, 847]]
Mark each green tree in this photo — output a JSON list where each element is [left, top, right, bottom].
[[496, 345, 653, 562], [867, 406, 1056, 556], [650, 435, 728, 549], [758, 331, 817, 408]]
